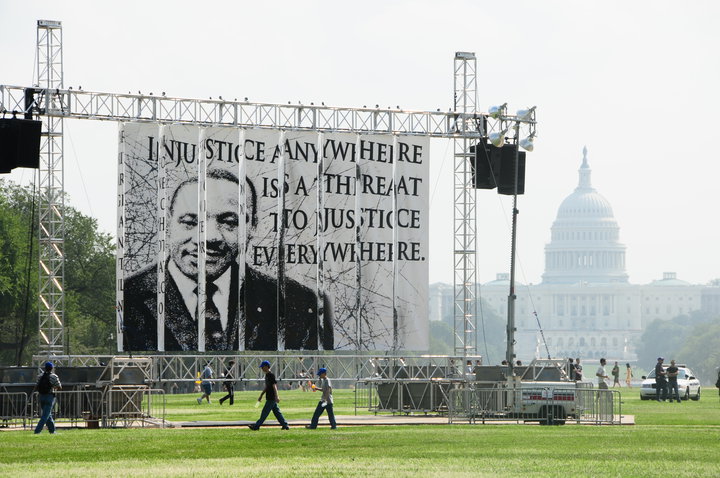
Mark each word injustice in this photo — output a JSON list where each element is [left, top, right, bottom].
[[268, 206, 421, 232], [146, 136, 424, 167]]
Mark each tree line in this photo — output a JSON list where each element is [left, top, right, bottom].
[[429, 299, 506, 363], [0, 180, 116, 365], [637, 308, 720, 384]]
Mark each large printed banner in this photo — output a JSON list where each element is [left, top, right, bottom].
[[117, 124, 428, 352]]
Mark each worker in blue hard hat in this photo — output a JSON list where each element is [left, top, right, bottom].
[[248, 360, 289, 430], [34, 361, 62, 434], [305, 367, 337, 430]]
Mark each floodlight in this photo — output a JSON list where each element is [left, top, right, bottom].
[[519, 134, 535, 152], [516, 106, 536, 121], [489, 129, 507, 147], [488, 103, 507, 119]]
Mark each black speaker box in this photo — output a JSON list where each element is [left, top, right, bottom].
[[497, 145, 526, 195], [470, 142, 500, 189], [0, 119, 42, 173]]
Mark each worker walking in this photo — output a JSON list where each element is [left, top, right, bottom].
[[34, 361, 62, 434], [248, 360, 289, 430], [305, 367, 337, 430]]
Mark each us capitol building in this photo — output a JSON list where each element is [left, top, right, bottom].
[[430, 148, 720, 361]]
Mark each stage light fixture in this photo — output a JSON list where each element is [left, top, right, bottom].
[[489, 103, 507, 119], [516, 106, 536, 121], [489, 129, 507, 147], [519, 134, 535, 152]]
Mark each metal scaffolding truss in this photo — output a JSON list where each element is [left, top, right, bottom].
[[1, 84, 485, 138], [35, 20, 65, 355], [452, 53, 479, 357], [35, 354, 481, 384]]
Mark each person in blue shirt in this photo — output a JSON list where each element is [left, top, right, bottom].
[[197, 363, 213, 404]]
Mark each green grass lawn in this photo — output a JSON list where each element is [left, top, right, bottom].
[[2, 387, 719, 477], [163, 387, 369, 422]]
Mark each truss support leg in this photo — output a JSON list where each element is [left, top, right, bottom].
[[452, 52, 478, 360], [36, 20, 65, 356]]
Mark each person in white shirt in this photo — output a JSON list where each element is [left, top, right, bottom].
[[596, 358, 609, 389], [305, 368, 337, 429]]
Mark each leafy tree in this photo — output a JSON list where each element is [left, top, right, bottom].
[[676, 318, 720, 385], [636, 319, 688, 369], [430, 297, 505, 362], [637, 310, 716, 377], [63, 208, 116, 355], [429, 320, 453, 354], [0, 181, 38, 365], [0, 179, 116, 365], [475, 305, 506, 363]]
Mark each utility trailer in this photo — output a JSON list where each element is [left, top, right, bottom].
[[456, 358, 612, 425]]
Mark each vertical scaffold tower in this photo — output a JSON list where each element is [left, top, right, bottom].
[[452, 52, 478, 357], [36, 20, 65, 355]]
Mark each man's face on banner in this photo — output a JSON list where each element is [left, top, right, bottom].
[[169, 177, 240, 281]]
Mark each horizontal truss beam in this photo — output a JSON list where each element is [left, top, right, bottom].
[[34, 354, 482, 383], [0, 85, 523, 138]]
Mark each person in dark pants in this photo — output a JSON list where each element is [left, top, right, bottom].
[[654, 357, 668, 402], [219, 360, 235, 405], [248, 360, 289, 430], [305, 368, 337, 430], [34, 361, 62, 434], [666, 359, 681, 403], [574, 358, 583, 381], [567, 358, 575, 381], [611, 362, 621, 387]]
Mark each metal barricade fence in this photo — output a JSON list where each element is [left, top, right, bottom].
[[0, 392, 28, 428], [355, 379, 463, 414], [106, 387, 166, 428], [448, 385, 622, 425], [30, 389, 105, 429], [28, 387, 166, 429], [354, 380, 376, 415]]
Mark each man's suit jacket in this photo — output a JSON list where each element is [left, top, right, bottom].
[[122, 262, 333, 351], [243, 266, 334, 351]]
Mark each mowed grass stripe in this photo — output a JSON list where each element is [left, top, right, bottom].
[[3, 426, 719, 477]]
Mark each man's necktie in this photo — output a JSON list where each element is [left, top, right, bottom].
[[205, 283, 225, 350]]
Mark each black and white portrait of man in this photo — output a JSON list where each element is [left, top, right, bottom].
[[123, 168, 334, 351]]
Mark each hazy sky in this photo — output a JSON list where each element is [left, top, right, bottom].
[[2, 1, 719, 287]]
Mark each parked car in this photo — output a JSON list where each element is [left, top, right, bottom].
[[639, 365, 701, 401]]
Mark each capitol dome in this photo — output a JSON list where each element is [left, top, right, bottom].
[[541, 148, 629, 285]]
